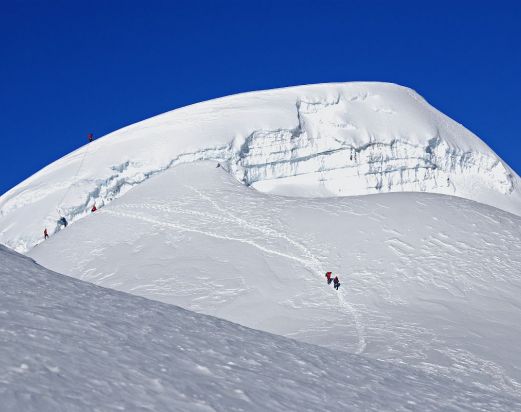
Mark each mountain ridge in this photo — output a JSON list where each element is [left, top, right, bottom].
[[1, 82, 520, 253]]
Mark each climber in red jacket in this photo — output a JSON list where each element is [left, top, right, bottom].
[[325, 272, 333, 285]]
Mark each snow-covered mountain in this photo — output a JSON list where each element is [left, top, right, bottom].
[[1, 82, 520, 253], [4, 245, 520, 411], [2, 82, 521, 409], [27, 161, 521, 401]]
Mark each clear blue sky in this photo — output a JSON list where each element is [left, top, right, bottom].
[[1, 0, 520, 195]]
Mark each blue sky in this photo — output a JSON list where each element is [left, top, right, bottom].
[[1, 0, 520, 195]]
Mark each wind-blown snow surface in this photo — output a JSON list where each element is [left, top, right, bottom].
[[5, 246, 521, 411], [1, 82, 520, 252], [29, 162, 521, 402]]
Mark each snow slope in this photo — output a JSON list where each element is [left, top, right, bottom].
[[1, 82, 520, 252], [5, 245, 521, 411], [29, 162, 521, 402]]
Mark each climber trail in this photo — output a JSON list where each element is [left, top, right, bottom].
[[186, 186, 367, 354], [118, 201, 319, 269], [338, 291, 367, 354], [185, 186, 322, 269], [106, 195, 367, 355], [103, 209, 314, 268]]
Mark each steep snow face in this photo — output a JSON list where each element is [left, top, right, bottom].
[[29, 163, 521, 401], [1, 82, 520, 252], [5, 246, 521, 411]]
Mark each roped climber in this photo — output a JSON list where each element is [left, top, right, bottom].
[[58, 216, 68, 227], [91, 203, 97, 212], [44, 228, 49, 240], [325, 271, 333, 285], [88, 133, 94, 143], [333, 276, 341, 290]]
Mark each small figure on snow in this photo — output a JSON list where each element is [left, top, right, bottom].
[[333, 276, 340, 290], [58, 216, 68, 227], [325, 271, 333, 285], [91, 203, 97, 212], [88, 133, 94, 143], [44, 228, 49, 240]]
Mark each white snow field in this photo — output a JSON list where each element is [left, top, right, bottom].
[[28, 162, 521, 403], [1, 82, 520, 253], [2, 82, 521, 409], [2, 246, 521, 412]]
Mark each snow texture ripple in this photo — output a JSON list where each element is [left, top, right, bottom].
[[2, 245, 521, 411]]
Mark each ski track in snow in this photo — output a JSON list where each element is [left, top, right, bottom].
[[105, 184, 368, 355]]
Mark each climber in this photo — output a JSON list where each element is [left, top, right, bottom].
[[58, 216, 68, 227], [333, 276, 340, 290], [91, 203, 97, 212], [325, 271, 333, 285], [88, 133, 94, 143], [44, 228, 49, 240], [216, 163, 221, 168]]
